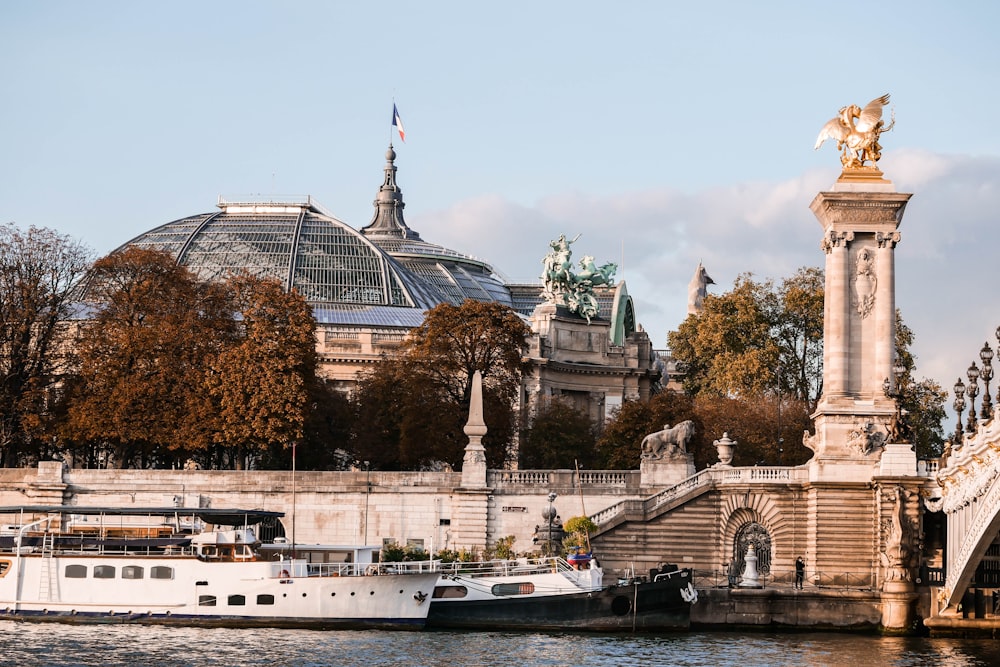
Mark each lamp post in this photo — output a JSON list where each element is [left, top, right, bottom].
[[953, 378, 967, 448], [980, 342, 994, 420], [882, 362, 908, 443], [363, 461, 371, 544], [966, 362, 980, 434]]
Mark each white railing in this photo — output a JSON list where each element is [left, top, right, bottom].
[[489, 471, 551, 486], [592, 466, 809, 529], [578, 471, 629, 485]]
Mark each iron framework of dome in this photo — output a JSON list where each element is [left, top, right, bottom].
[[117, 146, 514, 328]]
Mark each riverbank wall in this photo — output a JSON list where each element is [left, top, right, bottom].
[[691, 587, 882, 632]]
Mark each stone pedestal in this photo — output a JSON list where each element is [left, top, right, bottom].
[[640, 454, 695, 487], [880, 579, 918, 633], [879, 443, 917, 477]]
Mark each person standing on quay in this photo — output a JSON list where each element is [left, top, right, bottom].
[[795, 556, 805, 589]]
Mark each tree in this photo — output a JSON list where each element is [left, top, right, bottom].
[[0, 224, 92, 466], [668, 268, 944, 463], [202, 275, 319, 469], [64, 247, 233, 467], [520, 398, 596, 469], [692, 394, 812, 468], [668, 268, 824, 407], [893, 312, 946, 459], [350, 300, 531, 470], [595, 392, 696, 469]]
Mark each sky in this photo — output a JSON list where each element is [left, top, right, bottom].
[[4, 1, 1000, 425]]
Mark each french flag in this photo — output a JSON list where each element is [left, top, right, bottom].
[[392, 104, 405, 142]]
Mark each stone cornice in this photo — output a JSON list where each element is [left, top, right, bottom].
[[811, 191, 912, 230]]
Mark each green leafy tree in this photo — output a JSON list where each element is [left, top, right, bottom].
[[0, 224, 92, 466], [893, 312, 946, 459], [520, 398, 596, 469]]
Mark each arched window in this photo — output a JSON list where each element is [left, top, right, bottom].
[[733, 522, 772, 576]]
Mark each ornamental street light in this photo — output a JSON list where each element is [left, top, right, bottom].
[[982, 342, 995, 420], [966, 362, 980, 434], [953, 377, 967, 448], [883, 362, 909, 443]]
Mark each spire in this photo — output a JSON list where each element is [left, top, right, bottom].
[[360, 145, 421, 240]]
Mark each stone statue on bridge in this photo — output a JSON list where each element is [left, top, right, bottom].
[[815, 93, 895, 170], [640, 420, 696, 461]]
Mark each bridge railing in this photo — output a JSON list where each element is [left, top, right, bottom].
[[591, 465, 810, 528]]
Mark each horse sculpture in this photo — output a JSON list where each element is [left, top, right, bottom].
[[814, 93, 894, 169], [687, 262, 714, 316], [640, 420, 696, 460]]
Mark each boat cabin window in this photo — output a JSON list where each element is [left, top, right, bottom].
[[432, 585, 468, 599], [491, 582, 534, 596], [122, 566, 144, 580], [0, 560, 9, 577], [257, 594, 275, 605], [65, 564, 87, 578], [150, 566, 174, 580], [198, 595, 217, 606], [228, 594, 246, 606], [94, 565, 116, 579]]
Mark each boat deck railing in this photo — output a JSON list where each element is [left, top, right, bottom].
[[303, 560, 440, 577], [435, 556, 574, 578]]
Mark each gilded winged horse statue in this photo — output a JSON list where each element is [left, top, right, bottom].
[[815, 94, 895, 169]]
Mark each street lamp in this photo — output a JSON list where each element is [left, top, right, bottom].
[[980, 342, 994, 420], [966, 362, 980, 434], [953, 378, 967, 448], [883, 363, 908, 443], [363, 461, 371, 544]]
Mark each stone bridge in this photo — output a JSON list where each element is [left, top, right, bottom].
[[930, 414, 1000, 613]]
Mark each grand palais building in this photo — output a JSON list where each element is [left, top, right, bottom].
[[114, 145, 665, 425]]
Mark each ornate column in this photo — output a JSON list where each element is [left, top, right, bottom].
[[806, 178, 911, 476]]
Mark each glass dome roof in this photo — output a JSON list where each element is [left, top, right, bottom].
[[114, 147, 518, 327]]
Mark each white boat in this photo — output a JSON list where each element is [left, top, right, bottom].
[[427, 553, 696, 632], [0, 505, 437, 629]]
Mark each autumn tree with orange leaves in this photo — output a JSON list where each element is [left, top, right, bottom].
[[62, 248, 322, 469]]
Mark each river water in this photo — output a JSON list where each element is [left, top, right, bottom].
[[2, 623, 999, 667]]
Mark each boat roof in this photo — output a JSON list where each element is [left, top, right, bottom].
[[0, 506, 284, 526]]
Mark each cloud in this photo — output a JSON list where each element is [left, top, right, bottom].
[[412, 151, 1000, 421]]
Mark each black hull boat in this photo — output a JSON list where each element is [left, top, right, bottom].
[[426, 557, 696, 632]]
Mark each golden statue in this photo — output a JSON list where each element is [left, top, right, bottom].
[[815, 94, 894, 169]]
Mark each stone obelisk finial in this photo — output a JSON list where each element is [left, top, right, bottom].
[[461, 370, 488, 488]]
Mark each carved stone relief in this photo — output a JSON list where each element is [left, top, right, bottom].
[[853, 246, 877, 318]]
